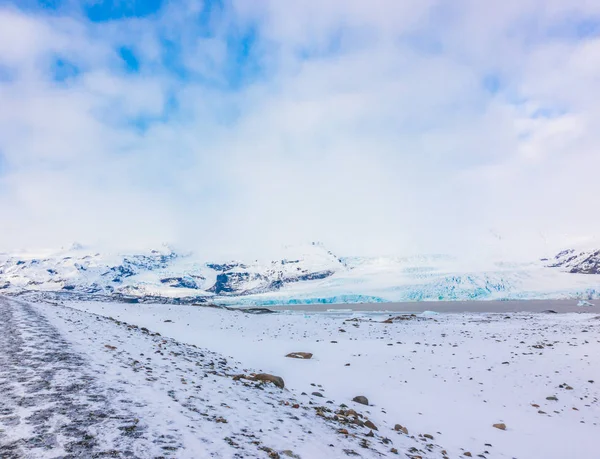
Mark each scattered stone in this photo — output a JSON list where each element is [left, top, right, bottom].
[[423, 433, 434, 439], [546, 396, 558, 401], [382, 314, 420, 324], [364, 420, 377, 430], [253, 373, 285, 389], [464, 453, 472, 457], [394, 424, 408, 435], [285, 352, 313, 359], [312, 392, 324, 397], [259, 446, 280, 458], [352, 396, 369, 405], [338, 428, 349, 435], [104, 344, 117, 350], [492, 423, 506, 431]]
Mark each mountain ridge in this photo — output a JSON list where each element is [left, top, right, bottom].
[[1, 243, 599, 305]]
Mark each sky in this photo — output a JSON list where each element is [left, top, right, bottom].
[[0, 0, 599, 260]]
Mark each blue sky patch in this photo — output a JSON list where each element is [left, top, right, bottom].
[[196, 0, 224, 37], [1, 0, 67, 13], [85, 0, 163, 22], [51, 58, 80, 82], [118, 47, 140, 72], [224, 26, 261, 89]]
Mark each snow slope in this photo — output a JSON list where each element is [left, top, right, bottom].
[[1, 243, 599, 305]]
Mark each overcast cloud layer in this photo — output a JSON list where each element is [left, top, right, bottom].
[[0, 0, 599, 260]]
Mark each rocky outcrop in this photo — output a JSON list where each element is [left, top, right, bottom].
[[548, 249, 600, 274], [289, 270, 334, 283], [207, 268, 334, 296], [206, 262, 247, 272], [208, 272, 266, 294], [160, 277, 199, 289]]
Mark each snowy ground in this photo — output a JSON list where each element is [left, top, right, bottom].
[[0, 297, 446, 459], [2, 298, 599, 458]]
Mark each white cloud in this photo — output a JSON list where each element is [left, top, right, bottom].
[[0, 1, 599, 260]]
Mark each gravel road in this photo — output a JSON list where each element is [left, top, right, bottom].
[[0, 297, 179, 458]]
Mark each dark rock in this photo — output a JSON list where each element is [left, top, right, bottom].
[[253, 373, 285, 389], [294, 270, 334, 282], [286, 352, 313, 359], [243, 308, 277, 314], [352, 396, 369, 405], [208, 272, 253, 294], [206, 262, 246, 272], [394, 424, 408, 435], [160, 277, 198, 289], [364, 420, 377, 430]]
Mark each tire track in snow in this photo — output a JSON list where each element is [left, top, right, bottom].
[[0, 297, 180, 458]]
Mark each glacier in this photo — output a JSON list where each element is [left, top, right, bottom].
[[1, 242, 599, 305]]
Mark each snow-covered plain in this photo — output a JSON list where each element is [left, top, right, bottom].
[[3, 297, 440, 458], [55, 299, 600, 459]]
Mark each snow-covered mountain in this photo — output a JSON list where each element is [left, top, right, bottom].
[[0, 243, 599, 305], [545, 248, 600, 274]]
